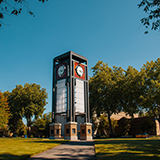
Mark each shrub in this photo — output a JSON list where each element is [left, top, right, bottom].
[[30, 135, 34, 138]]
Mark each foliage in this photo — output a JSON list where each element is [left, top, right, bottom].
[[0, 0, 48, 27], [139, 58, 160, 123], [141, 118, 155, 134], [13, 119, 26, 136], [90, 58, 160, 135], [0, 138, 68, 160], [118, 117, 131, 136], [0, 92, 10, 132], [33, 112, 52, 137], [98, 115, 118, 135], [4, 87, 24, 134], [122, 66, 144, 117], [90, 61, 125, 136], [138, 0, 160, 34], [5, 83, 48, 136]]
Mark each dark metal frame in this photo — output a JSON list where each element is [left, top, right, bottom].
[[52, 51, 90, 123]]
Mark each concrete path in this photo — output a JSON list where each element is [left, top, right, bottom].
[[27, 141, 96, 160]]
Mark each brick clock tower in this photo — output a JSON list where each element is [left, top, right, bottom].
[[49, 51, 92, 140]]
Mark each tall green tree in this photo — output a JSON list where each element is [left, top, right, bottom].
[[0, 92, 10, 132], [6, 83, 48, 136], [89, 61, 125, 136], [140, 58, 160, 122], [4, 86, 24, 133], [122, 66, 144, 117], [138, 0, 160, 34]]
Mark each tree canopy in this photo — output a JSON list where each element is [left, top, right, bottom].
[[0, 92, 10, 131], [138, 0, 160, 34], [89, 61, 125, 136], [139, 58, 160, 122], [0, 0, 48, 27], [5, 83, 48, 136], [89, 58, 160, 136]]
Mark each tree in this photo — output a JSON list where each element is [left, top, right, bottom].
[[138, 0, 160, 34], [0, 0, 48, 27], [0, 92, 10, 133], [4, 86, 24, 134], [139, 58, 160, 123], [6, 83, 48, 136], [33, 112, 51, 137], [13, 119, 26, 136], [89, 61, 125, 136], [98, 115, 117, 136], [122, 66, 145, 117]]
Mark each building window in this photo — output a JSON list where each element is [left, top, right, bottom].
[[51, 129, 54, 134], [88, 129, 91, 134], [66, 129, 69, 134], [72, 128, 75, 134], [82, 129, 85, 134], [57, 129, 59, 134]]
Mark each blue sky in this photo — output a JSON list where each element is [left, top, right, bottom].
[[0, 0, 160, 114]]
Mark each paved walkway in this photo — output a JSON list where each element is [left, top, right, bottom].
[[27, 141, 96, 160]]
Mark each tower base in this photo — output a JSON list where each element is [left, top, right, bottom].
[[64, 122, 78, 140], [49, 123, 62, 139], [80, 123, 92, 140]]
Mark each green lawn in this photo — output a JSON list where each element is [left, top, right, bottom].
[[0, 138, 68, 160], [94, 137, 160, 160]]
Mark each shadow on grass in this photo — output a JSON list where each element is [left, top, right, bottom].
[[25, 140, 69, 147], [96, 152, 160, 160], [94, 139, 160, 160], [29, 140, 94, 146], [0, 153, 30, 160]]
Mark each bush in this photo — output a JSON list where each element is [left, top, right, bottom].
[[118, 117, 131, 136], [0, 132, 3, 137], [141, 118, 155, 134]]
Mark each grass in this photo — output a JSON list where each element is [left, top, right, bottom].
[[0, 138, 68, 160], [94, 137, 160, 160]]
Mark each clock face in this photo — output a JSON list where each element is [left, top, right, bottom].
[[58, 65, 66, 77], [76, 65, 84, 77]]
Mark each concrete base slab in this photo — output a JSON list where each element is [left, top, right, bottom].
[[80, 136, 92, 141], [49, 136, 62, 139], [64, 136, 78, 140]]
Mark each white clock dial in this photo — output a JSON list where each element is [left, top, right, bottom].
[[58, 65, 65, 77], [76, 65, 83, 77]]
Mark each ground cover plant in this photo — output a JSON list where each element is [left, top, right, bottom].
[[0, 138, 68, 160], [94, 137, 160, 160]]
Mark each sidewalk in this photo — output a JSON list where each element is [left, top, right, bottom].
[[27, 140, 96, 160]]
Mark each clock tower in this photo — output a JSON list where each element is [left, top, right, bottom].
[[49, 51, 92, 140]]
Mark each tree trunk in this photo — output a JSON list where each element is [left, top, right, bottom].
[[152, 109, 160, 123], [27, 118, 31, 137], [107, 111, 114, 137]]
